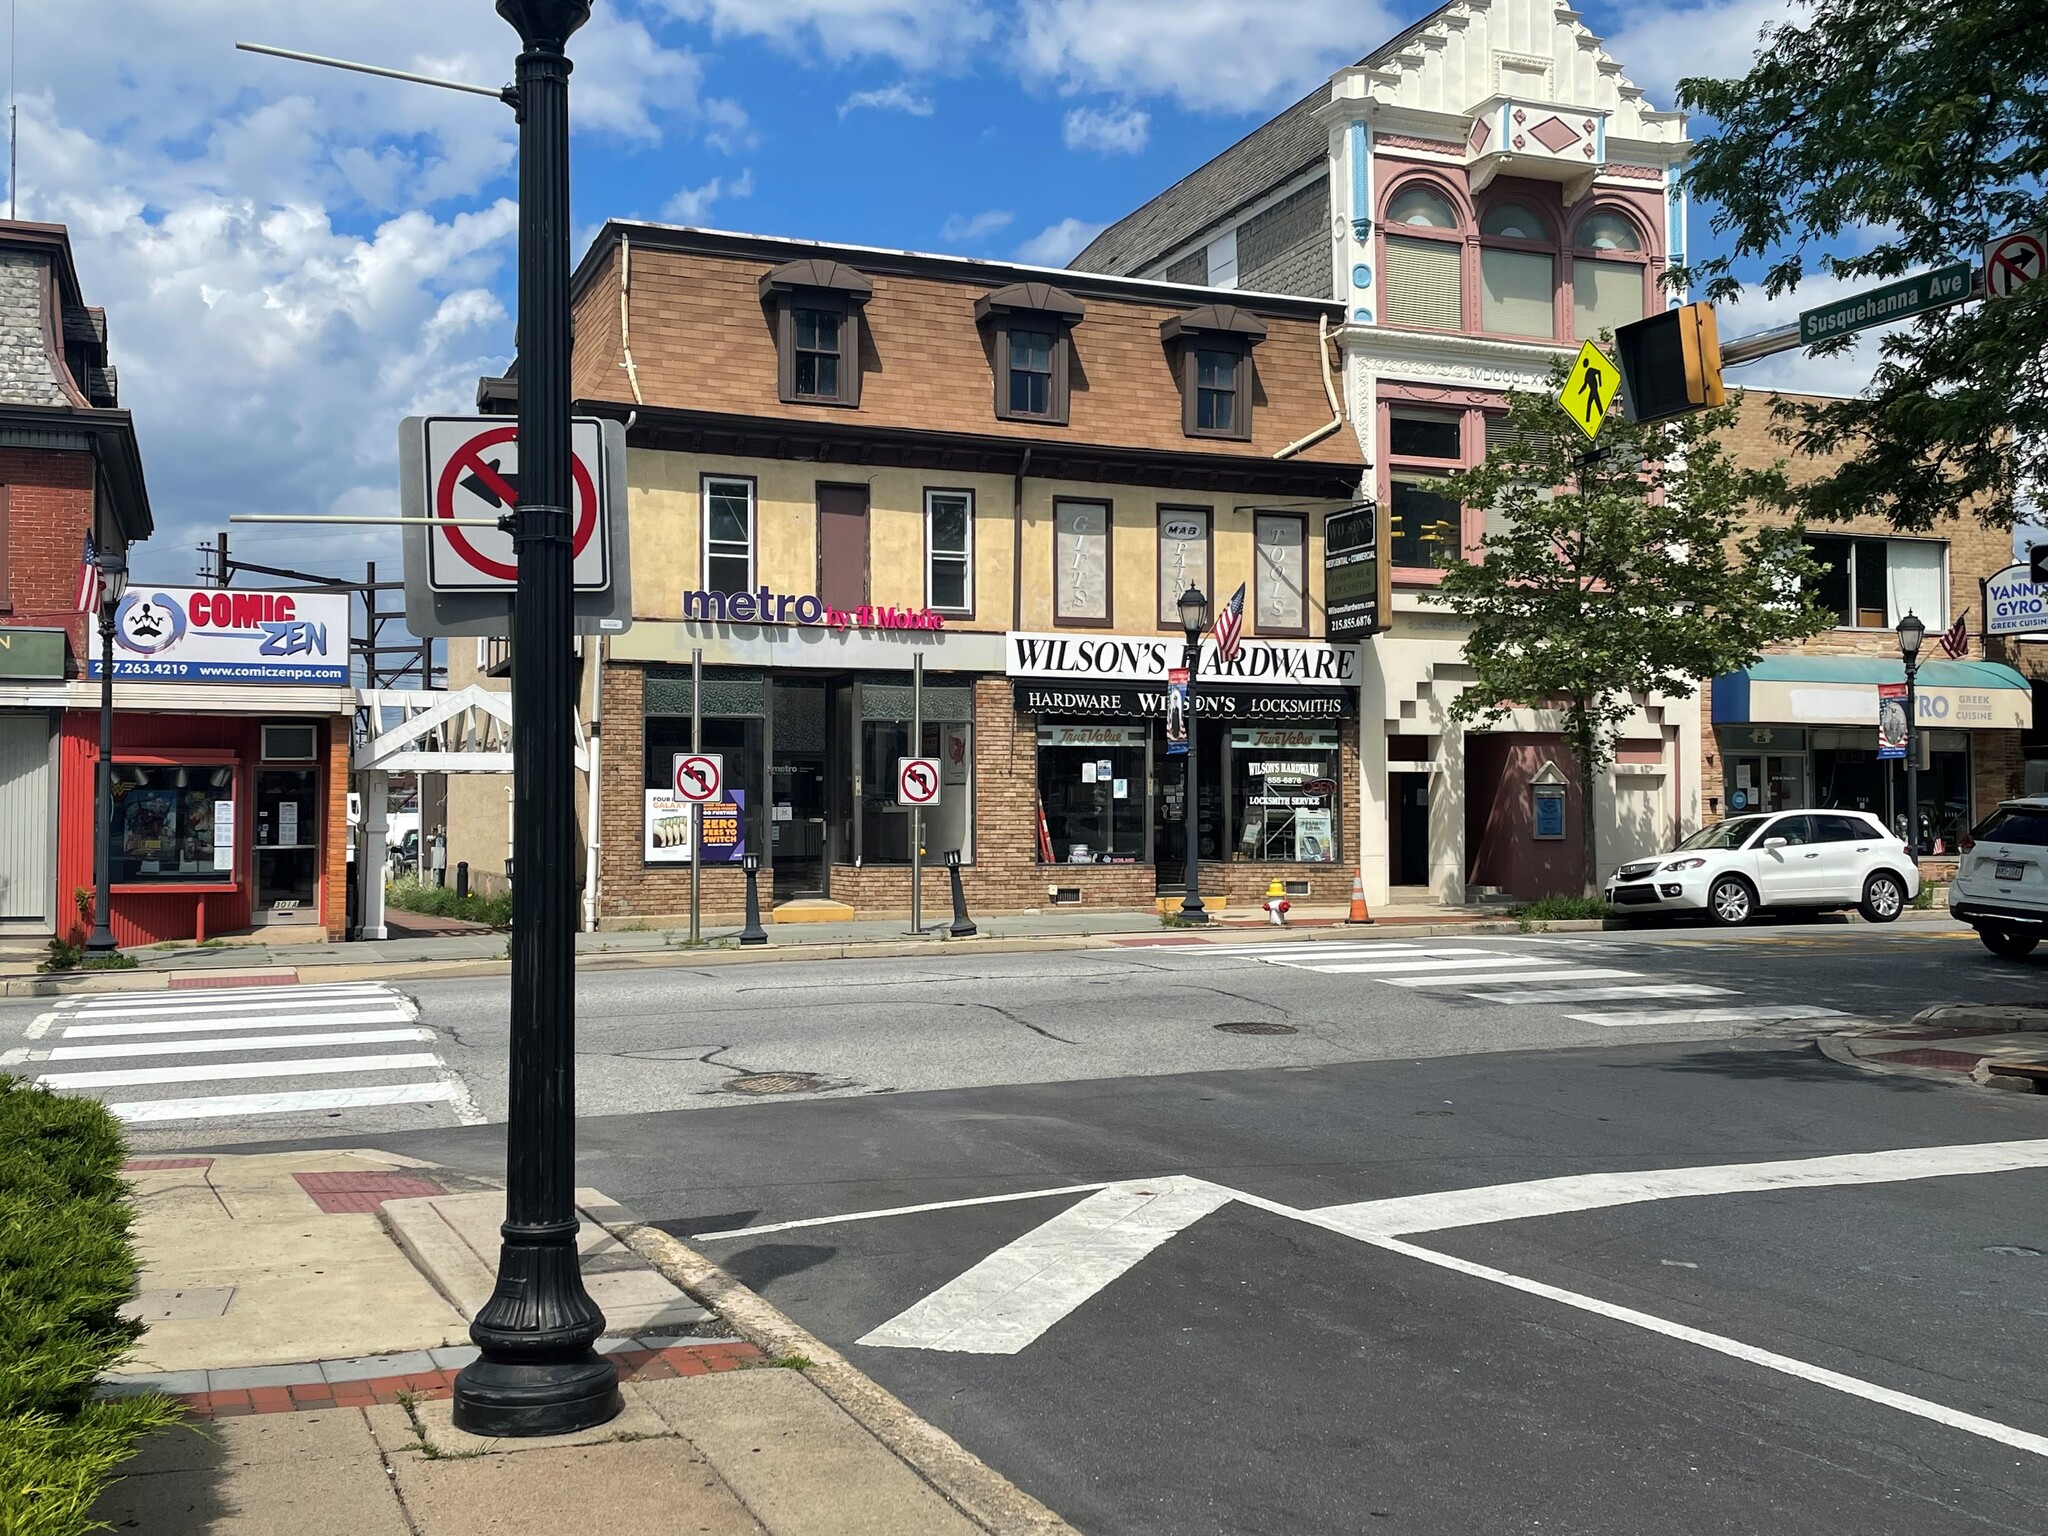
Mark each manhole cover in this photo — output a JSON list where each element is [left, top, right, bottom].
[[723, 1072, 826, 1095], [1214, 1021, 1297, 1036]]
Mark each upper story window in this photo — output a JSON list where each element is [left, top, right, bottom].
[[1157, 506, 1212, 628], [1478, 200, 1556, 340], [759, 258, 872, 408], [1381, 182, 1465, 331], [1053, 499, 1112, 626], [1161, 304, 1266, 442], [975, 282, 1085, 426], [1806, 535, 1946, 630], [1385, 408, 1467, 571], [925, 489, 974, 615], [702, 476, 756, 597], [1253, 512, 1308, 634], [1571, 209, 1648, 342]]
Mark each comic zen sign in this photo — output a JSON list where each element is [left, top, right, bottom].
[[91, 587, 349, 684]]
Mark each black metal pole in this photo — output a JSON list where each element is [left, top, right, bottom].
[[85, 608, 119, 954], [455, 0, 617, 1438], [1904, 655, 1921, 857], [1179, 636, 1206, 922], [946, 848, 976, 938], [739, 853, 768, 945]]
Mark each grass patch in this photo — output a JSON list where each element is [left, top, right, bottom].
[[1, 1079, 182, 1534], [1513, 896, 1614, 928], [763, 1354, 813, 1372], [385, 877, 513, 929]]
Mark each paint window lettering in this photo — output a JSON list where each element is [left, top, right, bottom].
[[1054, 501, 1110, 623], [1157, 508, 1212, 627]]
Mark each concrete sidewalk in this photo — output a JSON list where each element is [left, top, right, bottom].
[[95, 1151, 1075, 1535], [1822, 1003, 2048, 1093]]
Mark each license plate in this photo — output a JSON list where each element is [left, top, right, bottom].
[[1996, 860, 2026, 881]]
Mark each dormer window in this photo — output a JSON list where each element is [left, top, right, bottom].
[[759, 258, 873, 407], [976, 281, 1085, 425], [1161, 304, 1267, 442]]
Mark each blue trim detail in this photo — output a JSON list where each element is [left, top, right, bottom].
[[1351, 264, 1372, 290], [1349, 120, 1371, 239]]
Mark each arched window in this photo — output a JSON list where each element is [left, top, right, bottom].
[[1478, 199, 1556, 339], [1571, 208, 1650, 341], [1381, 181, 1464, 330]]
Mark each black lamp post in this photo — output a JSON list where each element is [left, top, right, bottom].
[[453, 0, 619, 1438], [1177, 584, 1210, 923], [1897, 611, 1925, 857], [84, 551, 128, 955]]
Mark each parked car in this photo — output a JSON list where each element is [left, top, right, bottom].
[[1949, 798, 2048, 958], [1604, 810, 1917, 926]]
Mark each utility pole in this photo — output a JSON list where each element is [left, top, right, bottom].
[[452, 0, 617, 1438]]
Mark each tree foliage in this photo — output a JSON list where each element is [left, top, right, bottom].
[[1437, 374, 1833, 893], [1677, 0, 2048, 532]]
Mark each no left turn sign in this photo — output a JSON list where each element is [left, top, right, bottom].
[[423, 417, 611, 592], [897, 757, 940, 807], [673, 753, 724, 804], [1987, 230, 2046, 300]]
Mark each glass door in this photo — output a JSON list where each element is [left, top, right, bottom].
[[253, 767, 320, 924], [770, 679, 829, 901]]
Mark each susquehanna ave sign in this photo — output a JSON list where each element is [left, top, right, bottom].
[[1798, 262, 1972, 346], [1006, 632, 1359, 687]]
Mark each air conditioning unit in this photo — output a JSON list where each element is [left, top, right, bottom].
[[261, 722, 319, 762]]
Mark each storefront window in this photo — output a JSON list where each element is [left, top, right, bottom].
[[1814, 729, 1970, 850], [111, 765, 236, 885], [856, 680, 975, 865], [1229, 729, 1340, 862], [1037, 725, 1146, 863], [644, 668, 768, 859]]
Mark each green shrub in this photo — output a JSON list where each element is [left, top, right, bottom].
[[385, 877, 514, 929], [0, 1079, 180, 1533], [1514, 896, 1614, 924]]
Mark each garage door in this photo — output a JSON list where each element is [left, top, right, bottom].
[[0, 714, 54, 923]]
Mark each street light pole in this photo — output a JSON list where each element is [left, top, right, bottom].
[[85, 551, 128, 955], [1897, 612, 1925, 857], [1177, 585, 1210, 923], [454, 0, 618, 1438]]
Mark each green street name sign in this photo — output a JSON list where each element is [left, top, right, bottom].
[[1798, 262, 1972, 346], [0, 626, 67, 680]]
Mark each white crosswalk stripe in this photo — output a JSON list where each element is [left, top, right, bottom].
[[1134, 939, 1850, 1029], [25, 982, 480, 1128]]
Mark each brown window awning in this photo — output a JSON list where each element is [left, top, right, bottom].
[[1159, 303, 1269, 344], [757, 258, 874, 301], [974, 281, 1086, 324]]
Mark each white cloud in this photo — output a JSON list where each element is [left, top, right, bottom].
[[11, 0, 707, 582], [1062, 104, 1149, 155], [839, 83, 936, 118], [1710, 274, 1895, 400], [662, 169, 756, 223], [1015, 217, 1109, 266], [660, 0, 996, 71], [1602, 0, 1784, 108], [702, 98, 758, 154], [941, 210, 1015, 243], [1017, 0, 1395, 113]]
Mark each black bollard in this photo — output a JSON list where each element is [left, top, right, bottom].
[[739, 851, 768, 946], [456, 861, 470, 900], [945, 848, 977, 938]]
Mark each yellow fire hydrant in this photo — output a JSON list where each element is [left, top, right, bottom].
[[1264, 879, 1291, 926]]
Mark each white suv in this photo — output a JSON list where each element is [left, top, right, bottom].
[[1604, 810, 1917, 926], [1950, 798, 2048, 958]]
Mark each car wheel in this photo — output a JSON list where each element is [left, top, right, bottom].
[[1859, 872, 1906, 923], [1980, 926, 2040, 960], [1707, 876, 1755, 926]]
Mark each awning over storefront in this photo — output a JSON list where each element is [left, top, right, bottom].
[[1713, 656, 2032, 731]]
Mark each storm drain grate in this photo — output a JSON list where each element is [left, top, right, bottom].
[[1214, 1022, 1298, 1036], [723, 1071, 827, 1095]]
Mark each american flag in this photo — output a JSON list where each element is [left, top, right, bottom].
[[1211, 582, 1247, 666], [75, 533, 100, 613], [1939, 611, 1970, 660]]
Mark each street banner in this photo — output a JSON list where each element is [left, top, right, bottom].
[[1877, 682, 1909, 760], [1165, 668, 1189, 755]]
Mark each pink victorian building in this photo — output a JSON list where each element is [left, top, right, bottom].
[[1072, 0, 1699, 904]]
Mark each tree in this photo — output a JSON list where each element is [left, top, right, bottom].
[[1676, 0, 2048, 532], [1437, 373, 1832, 895]]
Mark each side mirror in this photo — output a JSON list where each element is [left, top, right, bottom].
[[1762, 836, 1788, 850]]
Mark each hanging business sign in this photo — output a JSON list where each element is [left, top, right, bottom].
[[1877, 682, 1909, 759], [1985, 563, 2048, 636], [1323, 503, 1383, 639], [88, 587, 349, 684]]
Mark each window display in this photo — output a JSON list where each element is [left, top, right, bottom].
[[1037, 725, 1146, 863], [110, 765, 236, 885], [1230, 729, 1340, 862]]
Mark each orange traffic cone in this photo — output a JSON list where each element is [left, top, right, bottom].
[[1347, 867, 1373, 925]]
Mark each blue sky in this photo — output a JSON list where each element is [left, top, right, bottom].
[[22, 0, 1869, 586]]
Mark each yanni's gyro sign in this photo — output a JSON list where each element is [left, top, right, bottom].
[[1984, 562, 2048, 637]]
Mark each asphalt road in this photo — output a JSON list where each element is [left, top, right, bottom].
[[17, 919, 2040, 1533]]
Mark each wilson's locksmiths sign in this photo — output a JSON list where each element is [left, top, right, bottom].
[[90, 587, 350, 684], [1008, 631, 1357, 721]]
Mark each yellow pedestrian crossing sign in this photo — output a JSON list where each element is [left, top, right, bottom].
[[1558, 340, 1621, 441]]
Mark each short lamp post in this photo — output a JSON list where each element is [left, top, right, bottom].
[[1177, 584, 1210, 923], [85, 552, 129, 955], [1897, 612, 1925, 857]]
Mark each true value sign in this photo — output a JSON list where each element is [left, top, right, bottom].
[[398, 415, 633, 638]]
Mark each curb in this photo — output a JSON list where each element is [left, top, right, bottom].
[[599, 1212, 1079, 1536]]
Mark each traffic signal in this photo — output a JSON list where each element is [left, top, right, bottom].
[[2031, 543, 2048, 585], [1613, 301, 1726, 424]]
